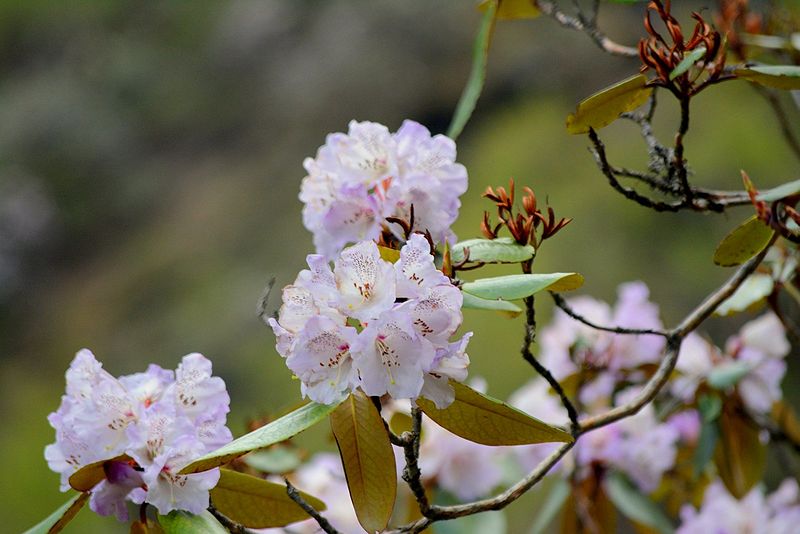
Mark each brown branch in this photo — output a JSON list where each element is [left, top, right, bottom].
[[284, 479, 340, 534], [400, 407, 431, 515], [391, 238, 773, 533], [536, 0, 639, 57], [208, 504, 259, 534], [550, 292, 670, 338]]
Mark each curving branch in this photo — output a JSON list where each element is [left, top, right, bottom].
[[536, 0, 639, 57], [391, 240, 773, 533], [285, 479, 340, 534], [550, 291, 670, 338]]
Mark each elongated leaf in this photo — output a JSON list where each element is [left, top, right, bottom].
[[447, 1, 496, 140], [23, 492, 89, 534], [669, 46, 707, 80], [417, 380, 573, 445], [181, 401, 340, 474], [714, 273, 772, 316], [210, 469, 324, 528], [734, 65, 800, 90], [714, 404, 766, 498], [606, 472, 674, 534], [68, 454, 131, 492], [242, 448, 302, 474], [693, 417, 719, 476], [330, 390, 396, 533], [461, 272, 583, 301], [756, 179, 800, 202], [451, 237, 534, 264], [158, 510, 227, 534], [461, 291, 523, 317], [567, 74, 652, 134], [479, 0, 540, 20], [529, 478, 570, 534], [713, 215, 774, 267], [708, 361, 751, 390]]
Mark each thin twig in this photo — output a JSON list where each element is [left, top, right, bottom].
[[392, 238, 772, 533], [285, 479, 340, 534], [521, 293, 580, 432], [208, 504, 258, 534], [400, 407, 431, 515], [550, 292, 670, 337], [753, 84, 800, 163], [536, 0, 639, 57]]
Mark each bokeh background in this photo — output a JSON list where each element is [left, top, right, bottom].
[[2, 1, 798, 532]]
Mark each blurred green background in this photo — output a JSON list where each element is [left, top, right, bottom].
[[2, 1, 798, 532]]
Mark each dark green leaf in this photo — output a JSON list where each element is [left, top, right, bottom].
[[181, 401, 340, 474], [416, 380, 573, 446], [330, 390, 396, 533], [447, 2, 496, 140], [461, 272, 583, 301], [22, 493, 89, 534], [606, 472, 674, 534], [210, 469, 325, 528], [451, 237, 534, 264]]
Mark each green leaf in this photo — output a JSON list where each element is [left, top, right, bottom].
[[210, 469, 325, 528], [708, 361, 752, 390], [461, 291, 523, 317], [416, 380, 573, 446], [451, 237, 535, 264], [566, 74, 652, 134], [330, 390, 396, 533], [158, 510, 227, 534], [714, 273, 772, 316], [68, 454, 132, 492], [529, 478, 570, 534], [479, 0, 540, 20], [714, 404, 766, 498], [447, 1, 496, 140], [181, 401, 340, 474], [713, 215, 774, 267], [606, 472, 674, 534], [242, 448, 303, 474], [756, 179, 800, 202], [22, 492, 89, 534], [693, 417, 719, 476], [669, 46, 707, 80], [734, 65, 800, 90], [461, 272, 584, 301]]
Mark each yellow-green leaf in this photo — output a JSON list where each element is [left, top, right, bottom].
[[68, 455, 131, 492], [669, 46, 707, 80], [378, 246, 400, 263], [461, 272, 584, 301], [158, 510, 227, 534], [416, 380, 573, 446], [714, 405, 766, 498], [713, 215, 774, 267], [22, 492, 89, 534], [181, 401, 339, 475], [734, 65, 800, 90], [566, 74, 652, 134], [479, 0, 540, 20], [451, 236, 535, 264], [330, 390, 397, 533], [210, 469, 325, 528]]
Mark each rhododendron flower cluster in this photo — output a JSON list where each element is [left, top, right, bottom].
[[45, 350, 232, 519], [300, 120, 468, 258], [539, 282, 666, 407], [677, 478, 800, 533], [269, 234, 470, 407], [673, 312, 790, 413]]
